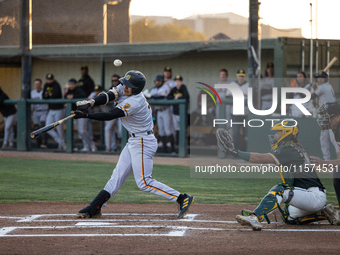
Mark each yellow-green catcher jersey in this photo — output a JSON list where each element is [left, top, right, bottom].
[[268, 143, 325, 190]]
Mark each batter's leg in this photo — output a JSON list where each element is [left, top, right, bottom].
[[103, 143, 134, 195], [131, 136, 180, 201]]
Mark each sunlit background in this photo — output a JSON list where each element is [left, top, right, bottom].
[[130, 0, 340, 39]]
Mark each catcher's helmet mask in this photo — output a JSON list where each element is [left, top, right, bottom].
[[269, 121, 299, 150], [119, 70, 146, 95]]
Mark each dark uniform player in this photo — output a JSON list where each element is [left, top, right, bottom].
[[0, 87, 17, 149], [167, 75, 189, 145], [218, 121, 333, 230], [73, 70, 194, 219], [78, 66, 95, 97]]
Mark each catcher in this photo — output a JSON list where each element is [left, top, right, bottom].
[[311, 102, 340, 211], [216, 121, 338, 230]]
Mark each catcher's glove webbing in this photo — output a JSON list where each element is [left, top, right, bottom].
[[216, 128, 238, 157]]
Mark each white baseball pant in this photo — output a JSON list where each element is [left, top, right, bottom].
[[46, 109, 65, 147], [75, 118, 92, 150], [157, 108, 172, 137], [277, 187, 326, 219], [103, 134, 180, 201], [320, 129, 339, 160], [3, 113, 16, 145]]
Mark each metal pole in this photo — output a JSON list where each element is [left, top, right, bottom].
[[309, 3, 313, 85], [257, 2, 262, 110], [302, 40, 305, 72], [248, 0, 259, 108], [315, 40, 319, 73]]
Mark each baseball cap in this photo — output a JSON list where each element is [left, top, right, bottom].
[[174, 75, 183, 81], [266, 62, 274, 68], [236, 69, 246, 77], [81, 66, 88, 70], [68, 78, 77, 84], [46, 73, 54, 80], [94, 85, 103, 91], [164, 66, 172, 72]]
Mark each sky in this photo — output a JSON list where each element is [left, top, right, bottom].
[[129, 0, 340, 40]]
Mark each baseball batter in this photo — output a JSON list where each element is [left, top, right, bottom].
[[311, 70, 338, 160], [73, 70, 194, 218], [216, 121, 335, 230]]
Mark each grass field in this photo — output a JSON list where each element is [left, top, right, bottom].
[[0, 157, 338, 206]]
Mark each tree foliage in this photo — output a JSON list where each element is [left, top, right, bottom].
[[131, 18, 207, 42]]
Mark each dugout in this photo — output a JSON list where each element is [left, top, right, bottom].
[[1, 37, 340, 158]]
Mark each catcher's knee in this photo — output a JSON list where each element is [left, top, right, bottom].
[[252, 184, 293, 223]]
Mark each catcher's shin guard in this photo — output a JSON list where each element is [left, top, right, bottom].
[[77, 190, 110, 218], [252, 184, 293, 224]]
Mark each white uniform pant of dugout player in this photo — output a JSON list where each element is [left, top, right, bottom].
[[157, 108, 172, 137], [75, 118, 93, 151], [46, 109, 65, 147], [32, 110, 48, 125], [103, 134, 180, 202], [3, 113, 16, 145], [277, 187, 326, 219]]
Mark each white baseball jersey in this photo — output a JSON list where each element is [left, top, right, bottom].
[[150, 83, 171, 98], [315, 82, 336, 105], [164, 78, 175, 89], [31, 89, 49, 111], [113, 85, 154, 134]]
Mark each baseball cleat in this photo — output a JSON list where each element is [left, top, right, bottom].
[[76, 211, 102, 218], [322, 204, 340, 225], [177, 194, 194, 219], [76, 206, 102, 218], [236, 214, 263, 231]]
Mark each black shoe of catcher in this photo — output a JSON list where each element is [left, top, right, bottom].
[[177, 194, 194, 219]]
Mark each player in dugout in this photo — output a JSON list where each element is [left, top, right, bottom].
[[72, 70, 194, 219], [216, 121, 339, 230]]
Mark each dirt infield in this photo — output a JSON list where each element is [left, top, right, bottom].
[[1, 202, 340, 255], [1, 151, 340, 254]]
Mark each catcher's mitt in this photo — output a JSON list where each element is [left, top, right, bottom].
[[216, 128, 234, 153]]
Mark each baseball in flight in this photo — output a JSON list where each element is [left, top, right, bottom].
[[114, 59, 122, 66]]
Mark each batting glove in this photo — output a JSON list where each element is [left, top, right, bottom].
[[72, 110, 88, 119], [76, 99, 95, 112]]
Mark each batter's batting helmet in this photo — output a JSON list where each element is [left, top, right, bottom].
[[315, 70, 329, 78], [269, 121, 299, 150], [119, 70, 146, 95]]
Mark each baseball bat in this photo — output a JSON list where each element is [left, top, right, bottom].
[[323, 57, 338, 72], [30, 114, 75, 138]]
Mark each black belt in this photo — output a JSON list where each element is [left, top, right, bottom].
[[319, 187, 325, 193], [130, 130, 153, 137]]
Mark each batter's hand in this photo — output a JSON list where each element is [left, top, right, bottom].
[[310, 156, 325, 165], [71, 110, 88, 119], [76, 99, 95, 112]]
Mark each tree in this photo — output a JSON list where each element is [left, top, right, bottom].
[[131, 18, 207, 42]]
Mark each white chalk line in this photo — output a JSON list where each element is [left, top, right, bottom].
[[1, 213, 338, 238]]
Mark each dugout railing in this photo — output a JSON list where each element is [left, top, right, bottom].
[[2, 98, 188, 157]]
